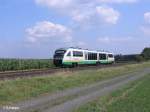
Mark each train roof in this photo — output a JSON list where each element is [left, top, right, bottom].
[[56, 47, 113, 54]]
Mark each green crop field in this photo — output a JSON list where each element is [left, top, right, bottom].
[[75, 74, 150, 112], [0, 59, 54, 71], [0, 62, 150, 106]]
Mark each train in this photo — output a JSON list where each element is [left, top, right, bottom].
[[53, 47, 115, 67]]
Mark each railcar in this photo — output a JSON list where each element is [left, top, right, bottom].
[[53, 47, 115, 67]]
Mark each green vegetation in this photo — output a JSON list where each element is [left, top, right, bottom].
[[136, 47, 150, 62], [141, 47, 150, 60], [0, 62, 150, 106], [0, 59, 54, 71], [75, 74, 150, 112], [115, 47, 150, 62]]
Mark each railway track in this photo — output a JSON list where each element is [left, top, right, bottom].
[[0, 62, 138, 80]]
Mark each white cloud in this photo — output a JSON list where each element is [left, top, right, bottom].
[[144, 12, 150, 24], [34, 0, 125, 26], [35, 0, 138, 9], [26, 21, 72, 43], [34, 0, 139, 29], [35, 0, 74, 8], [141, 12, 150, 36], [71, 5, 120, 26], [72, 9, 93, 23], [96, 6, 120, 24]]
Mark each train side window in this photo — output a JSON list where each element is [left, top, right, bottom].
[[99, 54, 106, 60], [67, 52, 71, 56], [73, 51, 83, 57], [88, 53, 97, 60]]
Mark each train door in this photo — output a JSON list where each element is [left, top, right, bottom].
[[84, 52, 88, 60], [99, 53, 107, 64], [72, 51, 84, 64]]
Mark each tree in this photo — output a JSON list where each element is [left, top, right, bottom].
[[141, 47, 150, 60]]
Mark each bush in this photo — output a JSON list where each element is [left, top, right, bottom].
[[135, 55, 145, 62]]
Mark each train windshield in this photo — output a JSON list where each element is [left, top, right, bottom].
[[54, 50, 66, 58]]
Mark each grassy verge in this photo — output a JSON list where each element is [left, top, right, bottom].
[[0, 62, 150, 106], [74, 74, 150, 112]]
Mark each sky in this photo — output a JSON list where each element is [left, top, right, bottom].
[[0, 0, 150, 58]]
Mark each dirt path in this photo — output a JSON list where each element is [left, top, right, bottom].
[[1, 68, 150, 112]]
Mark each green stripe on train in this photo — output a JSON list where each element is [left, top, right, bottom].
[[63, 60, 113, 65]]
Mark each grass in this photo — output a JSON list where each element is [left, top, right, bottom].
[[0, 62, 150, 106], [74, 74, 150, 112]]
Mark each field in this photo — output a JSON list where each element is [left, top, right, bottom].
[[0, 62, 150, 106], [74, 74, 150, 112], [0, 59, 54, 71]]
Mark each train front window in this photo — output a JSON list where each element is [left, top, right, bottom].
[[54, 50, 66, 58], [67, 52, 71, 56]]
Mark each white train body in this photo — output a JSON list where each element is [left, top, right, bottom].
[[53, 47, 115, 67]]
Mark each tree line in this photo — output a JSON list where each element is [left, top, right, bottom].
[[136, 47, 150, 61], [115, 47, 150, 62]]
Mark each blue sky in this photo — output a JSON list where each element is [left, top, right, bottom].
[[0, 0, 150, 58]]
